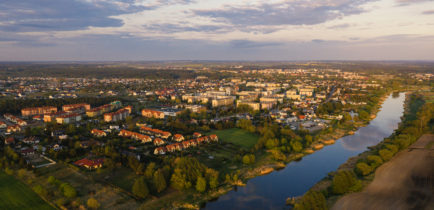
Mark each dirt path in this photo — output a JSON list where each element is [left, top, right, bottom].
[[332, 134, 434, 210]]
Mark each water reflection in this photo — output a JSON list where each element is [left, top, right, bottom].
[[204, 93, 406, 210]]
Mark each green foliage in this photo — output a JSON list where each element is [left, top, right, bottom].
[[290, 140, 303, 153], [242, 154, 255, 165], [145, 162, 156, 179], [378, 149, 393, 161], [237, 119, 256, 133], [132, 177, 149, 199], [331, 170, 358, 194], [294, 190, 328, 210], [195, 176, 207, 192], [153, 169, 167, 193], [170, 168, 191, 190], [355, 162, 373, 176], [367, 155, 383, 169], [87, 197, 100, 209], [60, 183, 77, 198]]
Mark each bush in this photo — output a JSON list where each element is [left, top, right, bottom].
[[355, 162, 373, 176], [294, 190, 327, 210], [379, 149, 393, 161], [132, 177, 149, 199], [87, 197, 100, 209], [331, 170, 358, 194], [367, 155, 383, 169], [195, 176, 207, 192]]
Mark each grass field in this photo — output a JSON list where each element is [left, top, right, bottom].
[[0, 172, 53, 210], [208, 128, 259, 149]]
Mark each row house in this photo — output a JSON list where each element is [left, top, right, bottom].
[[22, 136, 39, 144], [173, 134, 184, 142], [91, 129, 107, 137], [153, 138, 166, 146], [140, 126, 171, 139], [154, 135, 218, 155], [21, 106, 57, 117], [4, 114, 27, 126], [7, 124, 21, 133], [0, 120, 6, 128], [141, 109, 165, 119], [118, 129, 152, 143]]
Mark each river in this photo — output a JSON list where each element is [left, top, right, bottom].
[[203, 93, 406, 210]]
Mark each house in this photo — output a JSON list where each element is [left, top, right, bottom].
[[6, 124, 21, 133], [209, 134, 219, 142], [166, 144, 176, 152], [4, 137, 14, 145], [173, 134, 184, 142], [74, 158, 104, 169], [154, 147, 167, 155], [0, 121, 6, 128], [22, 136, 39, 144], [21, 106, 57, 117], [193, 132, 202, 138], [182, 140, 191, 148], [21, 148, 35, 156], [141, 109, 165, 119], [62, 103, 91, 112], [188, 139, 198, 147], [103, 106, 131, 122], [174, 143, 183, 151], [91, 129, 107, 137], [153, 138, 165, 146], [56, 113, 82, 124]]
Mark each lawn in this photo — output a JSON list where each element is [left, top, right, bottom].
[[0, 172, 54, 210], [208, 128, 259, 149]]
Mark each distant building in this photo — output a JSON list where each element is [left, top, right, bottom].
[[104, 106, 131, 122], [21, 106, 57, 117], [142, 109, 165, 119]]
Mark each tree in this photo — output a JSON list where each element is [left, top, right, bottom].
[[242, 154, 255, 165], [60, 183, 77, 198], [367, 155, 383, 169], [290, 140, 303, 153], [355, 162, 373, 176], [132, 177, 149, 199], [379, 149, 393, 161], [196, 176, 207, 192], [87, 197, 100, 209], [294, 190, 327, 210], [153, 169, 167, 193], [145, 162, 156, 179], [331, 170, 358, 194], [170, 168, 191, 190]]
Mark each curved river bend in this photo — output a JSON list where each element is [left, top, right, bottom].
[[204, 93, 406, 210]]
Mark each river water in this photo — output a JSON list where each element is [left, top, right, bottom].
[[204, 93, 406, 210]]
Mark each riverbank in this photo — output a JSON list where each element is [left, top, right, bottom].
[[196, 92, 394, 209], [332, 134, 434, 210], [293, 91, 433, 210]]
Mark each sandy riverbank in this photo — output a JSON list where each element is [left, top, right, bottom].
[[332, 134, 434, 210]]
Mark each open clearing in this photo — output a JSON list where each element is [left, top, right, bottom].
[[0, 172, 54, 210], [333, 134, 434, 210], [207, 128, 259, 149]]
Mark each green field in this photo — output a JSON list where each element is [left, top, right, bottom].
[[208, 128, 259, 149], [0, 172, 54, 210]]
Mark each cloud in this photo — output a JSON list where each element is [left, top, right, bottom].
[[327, 23, 352, 29], [229, 40, 281, 48], [143, 23, 231, 33], [0, 0, 156, 32], [422, 10, 434, 14], [194, 0, 374, 28]]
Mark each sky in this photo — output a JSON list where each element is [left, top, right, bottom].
[[0, 0, 433, 61]]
